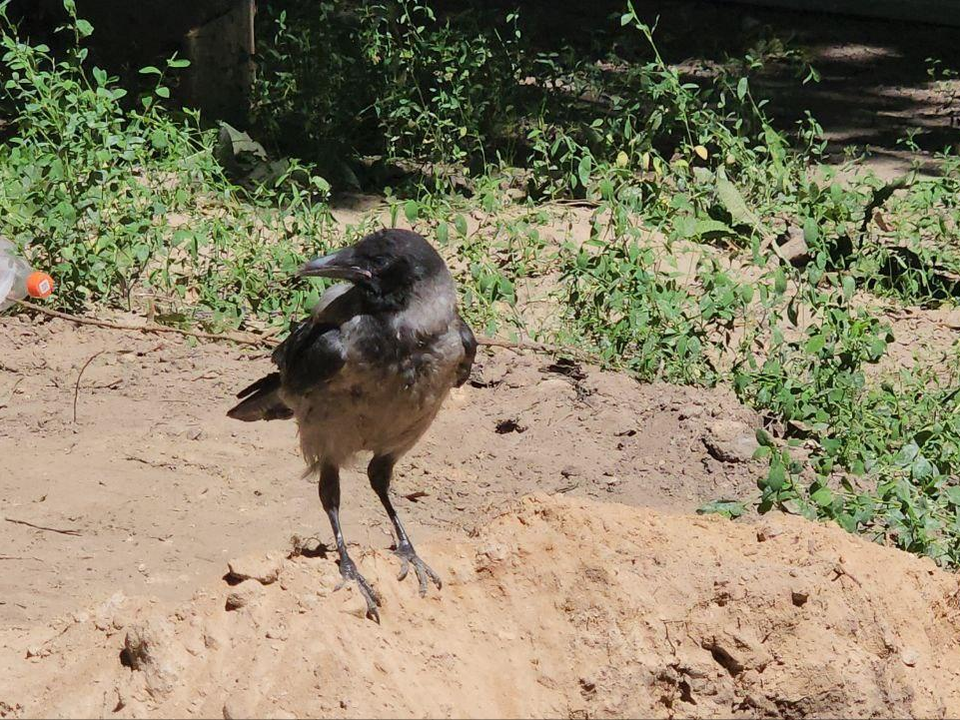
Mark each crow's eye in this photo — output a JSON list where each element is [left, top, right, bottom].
[[367, 254, 390, 271]]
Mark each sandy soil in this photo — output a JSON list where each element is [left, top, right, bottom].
[[3, 311, 960, 719], [0, 313, 759, 628], [4, 491, 960, 719]]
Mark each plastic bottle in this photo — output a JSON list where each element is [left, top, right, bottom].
[[0, 239, 54, 312]]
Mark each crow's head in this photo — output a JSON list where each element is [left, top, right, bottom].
[[297, 229, 450, 308]]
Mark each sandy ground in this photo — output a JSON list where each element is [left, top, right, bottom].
[[5, 490, 960, 719], [0, 313, 759, 628], [3, 311, 960, 719]]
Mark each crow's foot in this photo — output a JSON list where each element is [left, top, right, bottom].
[[334, 555, 381, 623], [394, 541, 442, 596]]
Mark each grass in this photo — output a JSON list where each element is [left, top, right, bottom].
[[4, 0, 960, 565]]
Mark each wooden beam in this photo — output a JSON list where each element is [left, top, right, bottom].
[[183, 0, 256, 127], [714, 0, 960, 27]]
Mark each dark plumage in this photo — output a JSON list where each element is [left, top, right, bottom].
[[228, 229, 476, 621]]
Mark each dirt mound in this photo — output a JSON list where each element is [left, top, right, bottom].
[[3, 494, 960, 719]]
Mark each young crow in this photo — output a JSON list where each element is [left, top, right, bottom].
[[228, 229, 476, 622]]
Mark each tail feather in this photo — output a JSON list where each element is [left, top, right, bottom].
[[227, 372, 293, 422]]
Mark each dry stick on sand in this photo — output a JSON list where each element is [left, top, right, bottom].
[[15, 299, 268, 346], [0, 555, 44, 562], [4, 516, 82, 536], [73, 350, 106, 424], [14, 298, 595, 361]]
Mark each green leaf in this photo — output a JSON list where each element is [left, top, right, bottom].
[[155, 86, 170, 99], [811, 486, 833, 507], [577, 155, 592, 188], [912, 455, 936, 480], [945, 486, 960, 506], [774, 268, 787, 294], [75, 19, 94, 38], [139, 66, 162, 76], [693, 219, 735, 238], [436, 222, 449, 245], [766, 462, 786, 492], [167, 57, 191, 69], [696, 499, 746, 519], [755, 428, 775, 447], [752, 445, 772, 460], [404, 200, 419, 223], [805, 334, 826, 353], [454, 214, 468, 237], [716, 174, 761, 229], [842, 275, 855, 299], [599, 178, 614, 200], [736, 77, 748, 100], [803, 217, 819, 245]]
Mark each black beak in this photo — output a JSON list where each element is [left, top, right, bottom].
[[297, 247, 372, 283]]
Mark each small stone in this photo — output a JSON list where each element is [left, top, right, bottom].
[[756, 522, 784, 543], [678, 404, 703, 420], [225, 580, 266, 610], [704, 420, 759, 464], [791, 590, 809, 607], [266, 624, 288, 641], [901, 648, 919, 667], [227, 554, 282, 585], [776, 226, 810, 267], [122, 618, 182, 698], [944, 309, 960, 330]]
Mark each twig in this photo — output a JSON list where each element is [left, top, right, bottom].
[[476, 335, 597, 363], [831, 562, 862, 587], [0, 377, 22, 409], [14, 299, 597, 362], [546, 198, 601, 209], [0, 555, 44, 562], [4, 516, 82, 536], [13, 299, 273, 347], [74, 350, 106, 424]]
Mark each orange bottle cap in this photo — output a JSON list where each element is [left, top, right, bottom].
[[26, 271, 54, 299]]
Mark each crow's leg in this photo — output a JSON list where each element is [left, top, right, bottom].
[[319, 463, 381, 622], [368, 455, 442, 596]]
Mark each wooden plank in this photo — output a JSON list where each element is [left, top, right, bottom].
[[183, 0, 256, 127], [714, 0, 960, 27]]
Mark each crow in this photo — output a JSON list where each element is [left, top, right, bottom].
[[228, 229, 477, 622]]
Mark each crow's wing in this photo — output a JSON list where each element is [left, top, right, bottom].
[[227, 372, 293, 421], [271, 316, 347, 396], [228, 284, 358, 420], [455, 313, 477, 388]]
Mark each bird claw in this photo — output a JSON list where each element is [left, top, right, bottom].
[[335, 556, 382, 623], [394, 542, 442, 597]]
